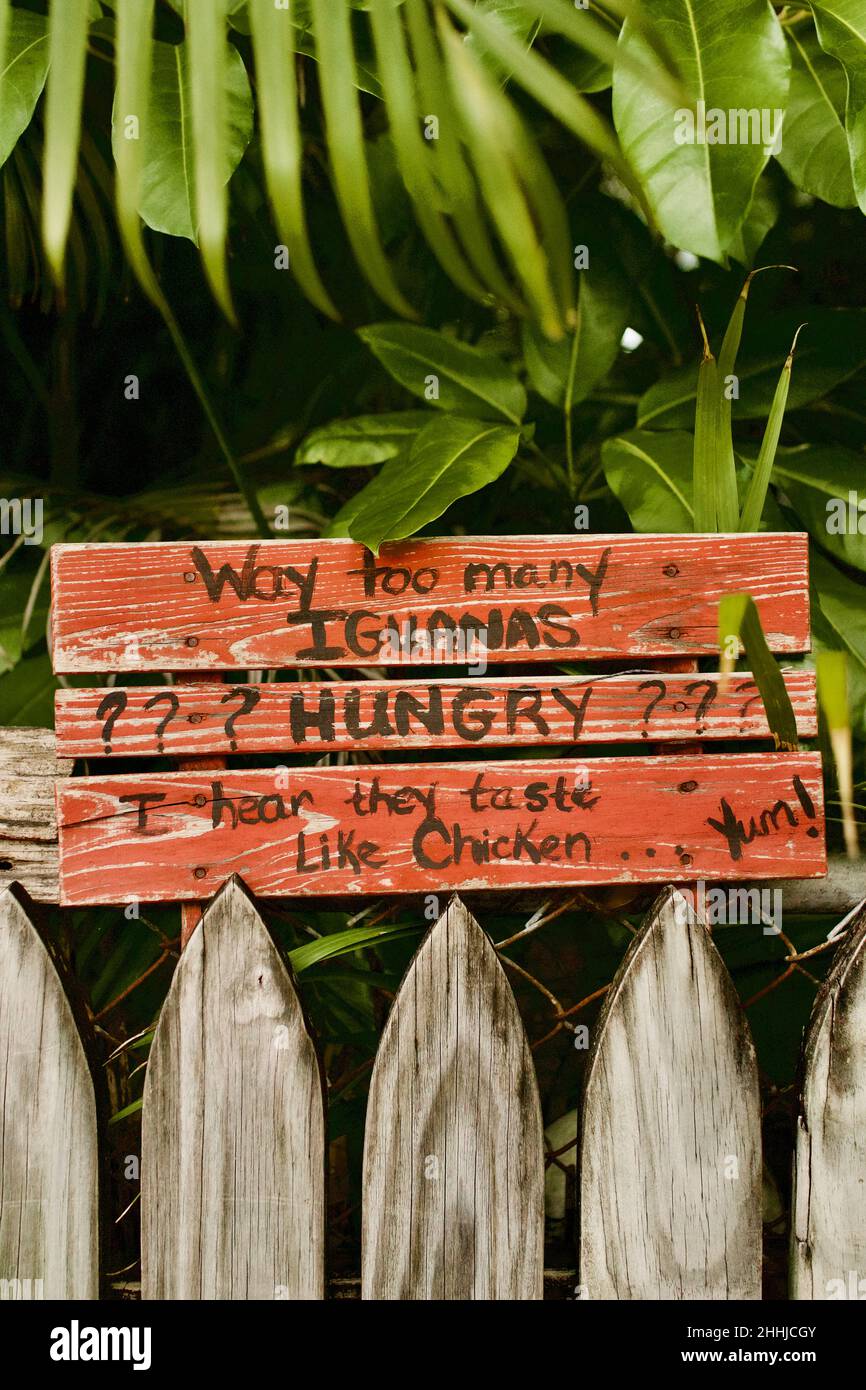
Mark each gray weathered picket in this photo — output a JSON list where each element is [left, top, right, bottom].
[[579, 886, 762, 1299], [791, 901, 866, 1301], [0, 884, 99, 1298], [141, 877, 326, 1299], [362, 896, 545, 1299], [0, 727, 71, 903]]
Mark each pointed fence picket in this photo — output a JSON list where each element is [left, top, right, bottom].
[[791, 901, 866, 1301], [579, 886, 763, 1299], [0, 884, 99, 1299], [362, 895, 544, 1299], [3, 875, 866, 1301], [140, 877, 326, 1299]]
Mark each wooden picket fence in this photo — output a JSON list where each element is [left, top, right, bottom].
[[1, 874, 864, 1301]]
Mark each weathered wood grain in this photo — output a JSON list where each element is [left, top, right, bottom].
[[50, 533, 811, 672], [141, 877, 325, 1299], [791, 902, 866, 1301], [0, 727, 72, 903], [580, 886, 762, 1299], [0, 885, 98, 1298], [54, 669, 818, 758], [56, 753, 826, 905], [362, 895, 544, 1299]]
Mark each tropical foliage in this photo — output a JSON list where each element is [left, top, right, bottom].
[[1, 0, 866, 1271]]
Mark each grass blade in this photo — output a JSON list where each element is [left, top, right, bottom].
[[114, 0, 163, 309], [693, 306, 718, 531], [368, 0, 489, 305], [439, 12, 566, 338], [404, 0, 523, 314], [248, 0, 338, 320], [739, 324, 806, 532], [186, 0, 235, 322], [816, 651, 858, 860], [718, 592, 799, 750], [310, 0, 415, 318], [42, 0, 90, 287]]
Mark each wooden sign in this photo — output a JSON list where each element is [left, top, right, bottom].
[[55, 671, 818, 758], [56, 753, 826, 905], [49, 534, 810, 673]]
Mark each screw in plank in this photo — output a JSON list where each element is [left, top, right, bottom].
[[668, 627, 682, 639], [663, 564, 680, 577], [193, 794, 207, 807], [193, 866, 207, 880], [185, 636, 199, 648], [183, 572, 197, 583], [678, 779, 698, 793]]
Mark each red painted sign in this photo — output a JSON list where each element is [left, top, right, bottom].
[[55, 671, 818, 758], [56, 754, 826, 905], [49, 534, 810, 673]]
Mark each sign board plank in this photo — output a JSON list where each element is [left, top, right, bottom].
[[55, 670, 818, 759], [56, 753, 826, 905], [50, 534, 810, 673]]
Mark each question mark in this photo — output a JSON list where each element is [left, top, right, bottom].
[[685, 678, 717, 730], [96, 690, 128, 753], [145, 691, 180, 752], [637, 679, 667, 729], [735, 679, 762, 724], [220, 686, 261, 751]]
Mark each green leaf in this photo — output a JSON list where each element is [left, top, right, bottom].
[[726, 176, 779, 267], [815, 648, 858, 857], [718, 593, 799, 750], [769, 444, 866, 573], [738, 325, 804, 532], [42, 0, 91, 283], [133, 38, 253, 244], [811, 548, 866, 739], [612, 0, 789, 262], [0, 9, 49, 171], [602, 428, 695, 532], [358, 322, 526, 422], [775, 20, 856, 208], [248, 0, 338, 319], [290, 921, 420, 973], [638, 309, 866, 428], [310, 0, 415, 318], [811, 0, 866, 213], [521, 248, 631, 408], [0, 651, 56, 726], [296, 412, 432, 467], [109, 1097, 143, 1126], [186, 0, 235, 319], [345, 414, 520, 552], [113, 0, 163, 308]]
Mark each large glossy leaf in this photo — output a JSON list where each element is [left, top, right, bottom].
[[521, 246, 631, 408], [296, 412, 432, 467], [775, 20, 856, 208], [770, 444, 866, 573], [637, 309, 866, 428], [0, 9, 49, 170], [602, 428, 695, 532], [134, 37, 253, 243], [42, 0, 90, 282], [612, 0, 789, 262], [358, 323, 526, 422], [811, 0, 866, 212], [343, 415, 520, 552]]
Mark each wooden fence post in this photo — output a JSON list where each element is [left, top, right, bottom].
[[0, 884, 99, 1298], [580, 885, 762, 1299], [791, 901, 866, 1300], [141, 876, 326, 1299], [362, 895, 544, 1300]]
